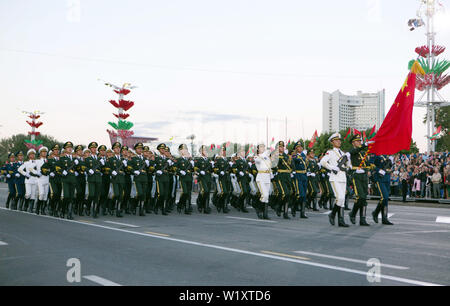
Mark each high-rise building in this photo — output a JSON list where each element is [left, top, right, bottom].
[[322, 90, 385, 133]]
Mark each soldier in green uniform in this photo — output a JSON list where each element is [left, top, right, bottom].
[[143, 147, 156, 214], [165, 147, 178, 213], [175, 144, 193, 214], [85, 142, 102, 218], [194, 145, 213, 214], [306, 149, 320, 211], [212, 149, 231, 213], [108, 142, 126, 217], [44, 145, 62, 217], [97, 145, 110, 215], [72, 145, 85, 216], [348, 135, 371, 226], [58, 141, 77, 219], [129, 143, 148, 216], [120, 146, 132, 214], [154, 143, 171, 215], [274, 141, 294, 219], [231, 147, 250, 213]]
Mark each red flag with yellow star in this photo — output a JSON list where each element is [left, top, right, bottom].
[[369, 61, 424, 155]]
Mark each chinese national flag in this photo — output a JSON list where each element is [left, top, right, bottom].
[[369, 61, 424, 155]]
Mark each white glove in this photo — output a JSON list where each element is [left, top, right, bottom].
[[284, 149, 289, 154], [290, 173, 294, 178], [145, 160, 150, 167], [26, 174, 31, 179], [229, 162, 233, 167], [356, 169, 365, 174], [307, 172, 311, 176], [248, 162, 252, 167], [75, 171, 79, 177], [239, 171, 244, 177], [15, 173, 20, 178], [190, 160, 195, 167], [74, 159, 79, 165], [200, 170, 205, 175], [112, 170, 117, 176], [167, 160, 173, 166], [379, 169, 386, 176], [332, 166, 340, 172], [6, 174, 11, 178], [345, 152, 351, 159], [311, 173, 316, 177], [89, 169, 94, 175], [62, 170, 68, 176], [100, 159, 105, 166], [50, 172, 55, 177], [122, 160, 128, 166], [180, 170, 186, 176], [327, 172, 331, 177], [134, 170, 140, 176], [36, 171, 42, 177], [220, 171, 225, 176], [156, 170, 163, 175], [210, 161, 215, 167]]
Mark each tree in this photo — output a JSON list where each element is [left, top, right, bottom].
[[0, 134, 63, 162], [435, 106, 450, 152]]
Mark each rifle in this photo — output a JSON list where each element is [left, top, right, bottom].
[[332, 154, 349, 175]]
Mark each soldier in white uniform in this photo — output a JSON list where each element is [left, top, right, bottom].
[[35, 146, 50, 215], [18, 149, 39, 213], [254, 144, 278, 220], [320, 133, 351, 227]]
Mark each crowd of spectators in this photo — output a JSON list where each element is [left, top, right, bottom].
[[367, 151, 450, 201]]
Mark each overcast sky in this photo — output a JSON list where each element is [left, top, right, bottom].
[[1, 0, 450, 152]]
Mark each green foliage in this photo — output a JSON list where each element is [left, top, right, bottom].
[[0, 134, 63, 163], [435, 106, 450, 152]]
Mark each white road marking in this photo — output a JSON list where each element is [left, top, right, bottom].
[[103, 221, 140, 228], [436, 216, 450, 224], [293, 251, 409, 270], [83, 275, 121, 286], [0, 207, 442, 286], [225, 216, 277, 223], [394, 230, 450, 235], [0, 241, 8, 246]]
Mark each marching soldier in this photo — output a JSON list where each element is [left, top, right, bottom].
[[348, 135, 371, 226], [212, 150, 231, 213], [231, 147, 250, 213], [372, 155, 394, 225], [194, 145, 213, 214], [292, 141, 308, 219], [4, 153, 16, 209], [165, 147, 178, 213], [14, 151, 26, 211], [121, 146, 132, 214], [154, 143, 171, 215], [98, 145, 110, 215], [18, 149, 39, 213], [43, 145, 62, 216], [274, 141, 294, 219], [254, 144, 276, 220], [58, 142, 77, 219], [306, 149, 320, 211], [34, 146, 50, 215], [108, 142, 126, 217], [143, 147, 156, 214], [175, 144, 194, 214], [129, 143, 148, 216], [85, 142, 102, 218], [320, 133, 351, 227], [73, 145, 87, 216]]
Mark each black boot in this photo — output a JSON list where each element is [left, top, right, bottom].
[[381, 206, 394, 225], [204, 195, 211, 214], [67, 200, 74, 220], [344, 195, 351, 211], [283, 202, 290, 219], [312, 198, 319, 211], [12, 197, 19, 210], [328, 204, 339, 226], [139, 201, 146, 216], [349, 201, 359, 225], [41, 200, 47, 215], [263, 203, 270, 220], [329, 198, 334, 211], [300, 202, 308, 219], [360, 206, 370, 226], [116, 200, 123, 218], [291, 201, 297, 217], [372, 202, 382, 223], [35, 200, 41, 215], [322, 197, 328, 210], [255, 200, 263, 219], [240, 198, 249, 213], [5, 194, 12, 209], [338, 207, 349, 227], [93, 201, 99, 218], [162, 200, 168, 215], [18, 197, 25, 211]]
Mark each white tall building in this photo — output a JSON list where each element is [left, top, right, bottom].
[[322, 90, 385, 133]]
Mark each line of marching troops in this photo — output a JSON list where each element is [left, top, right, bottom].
[[1, 132, 395, 227]]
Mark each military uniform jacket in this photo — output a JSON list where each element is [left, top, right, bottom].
[[3, 163, 17, 183], [213, 157, 229, 179], [373, 155, 392, 183], [255, 151, 273, 183], [35, 158, 50, 183], [58, 155, 77, 183], [292, 152, 308, 176], [320, 148, 351, 183], [129, 155, 148, 183], [74, 157, 87, 179], [108, 155, 125, 184], [194, 156, 212, 180], [42, 158, 61, 183], [232, 158, 250, 181], [85, 155, 102, 183], [306, 158, 319, 179], [175, 157, 193, 181], [154, 155, 170, 182], [275, 153, 293, 178], [349, 145, 372, 174]]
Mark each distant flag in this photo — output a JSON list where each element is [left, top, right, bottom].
[[363, 131, 367, 143], [353, 128, 361, 136], [430, 126, 442, 140], [369, 125, 377, 139], [269, 137, 275, 150], [308, 130, 319, 148], [226, 141, 231, 148], [169, 136, 174, 141], [344, 128, 352, 140], [217, 145, 221, 150]]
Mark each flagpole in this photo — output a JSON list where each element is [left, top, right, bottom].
[[266, 116, 269, 148]]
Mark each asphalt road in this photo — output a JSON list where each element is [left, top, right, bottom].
[[0, 184, 449, 286]]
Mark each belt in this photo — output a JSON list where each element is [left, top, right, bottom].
[[69, 170, 74, 173], [295, 170, 306, 174], [258, 170, 270, 174], [277, 169, 291, 173], [352, 167, 371, 170]]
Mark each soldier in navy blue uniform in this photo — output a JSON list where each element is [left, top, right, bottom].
[[371, 155, 394, 225], [292, 141, 308, 219], [3, 153, 17, 209]]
